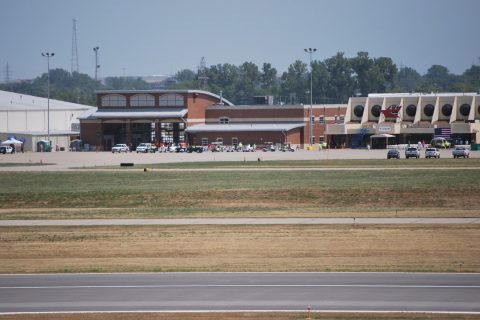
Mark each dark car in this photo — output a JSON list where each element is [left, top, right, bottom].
[[387, 149, 400, 159]]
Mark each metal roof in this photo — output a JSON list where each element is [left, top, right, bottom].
[[0, 90, 94, 111], [95, 89, 234, 106], [185, 123, 304, 133], [83, 108, 188, 119]]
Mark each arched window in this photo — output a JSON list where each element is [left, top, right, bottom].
[[219, 117, 229, 124], [101, 94, 126, 107], [130, 94, 155, 107], [159, 94, 184, 107]]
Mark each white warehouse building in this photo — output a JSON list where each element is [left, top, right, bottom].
[[0, 90, 94, 151]]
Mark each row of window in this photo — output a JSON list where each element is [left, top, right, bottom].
[[218, 116, 344, 124], [201, 136, 325, 146], [101, 93, 185, 107]]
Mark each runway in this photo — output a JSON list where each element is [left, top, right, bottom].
[[1, 272, 479, 314]]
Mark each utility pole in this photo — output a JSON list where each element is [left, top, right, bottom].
[[93, 46, 100, 83], [71, 18, 79, 73], [304, 48, 316, 146], [41, 52, 54, 148]]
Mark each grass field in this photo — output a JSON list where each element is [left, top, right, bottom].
[[106, 158, 480, 169], [0, 167, 479, 219], [1, 312, 478, 320], [1, 224, 478, 273]]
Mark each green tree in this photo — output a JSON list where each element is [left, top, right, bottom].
[[324, 52, 354, 103], [394, 66, 423, 92], [351, 51, 373, 96], [311, 60, 330, 103], [424, 64, 454, 91], [259, 62, 278, 96], [280, 60, 308, 104], [462, 64, 480, 91], [234, 62, 260, 104]]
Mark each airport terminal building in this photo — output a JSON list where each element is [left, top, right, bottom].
[[328, 92, 480, 148], [79, 89, 347, 150], [79, 90, 480, 150]]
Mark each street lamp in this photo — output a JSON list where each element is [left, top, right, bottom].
[[304, 48, 316, 145], [93, 46, 100, 82], [41, 52, 54, 148]]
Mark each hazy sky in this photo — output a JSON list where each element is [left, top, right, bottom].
[[1, 0, 479, 80]]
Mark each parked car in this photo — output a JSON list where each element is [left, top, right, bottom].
[[187, 146, 204, 153], [425, 147, 440, 159], [111, 144, 129, 153], [0, 146, 13, 154], [387, 149, 400, 159], [136, 143, 156, 153], [405, 147, 420, 159], [452, 146, 470, 158]]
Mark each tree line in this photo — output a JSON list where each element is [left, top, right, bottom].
[[1, 51, 479, 106]]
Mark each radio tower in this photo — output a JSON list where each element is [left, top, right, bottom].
[[4, 62, 11, 83], [198, 56, 208, 89], [71, 18, 79, 73]]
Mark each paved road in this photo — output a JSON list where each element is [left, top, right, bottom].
[[1, 273, 479, 314], [1, 217, 480, 226], [1, 148, 478, 171]]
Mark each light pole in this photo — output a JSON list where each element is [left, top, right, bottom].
[[41, 52, 54, 149], [93, 46, 100, 83], [304, 48, 316, 145]]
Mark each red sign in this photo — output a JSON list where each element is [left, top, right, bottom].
[[381, 105, 402, 118]]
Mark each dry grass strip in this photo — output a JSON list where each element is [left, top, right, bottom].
[[1, 225, 478, 273], [0, 312, 479, 320]]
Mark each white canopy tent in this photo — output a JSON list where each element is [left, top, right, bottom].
[[1, 138, 23, 146]]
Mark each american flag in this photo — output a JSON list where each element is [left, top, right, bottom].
[[434, 128, 451, 138]]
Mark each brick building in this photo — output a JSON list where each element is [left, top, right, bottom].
[[79, 89, 347, 150]]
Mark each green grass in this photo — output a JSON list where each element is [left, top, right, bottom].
[[102, 158, 480, 169], [0, 162, 53, 167], [0, 169, 479, 219]]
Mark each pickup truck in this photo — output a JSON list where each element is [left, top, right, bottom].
[[405, 147, 420, 159], [452, 146, 470, 158]]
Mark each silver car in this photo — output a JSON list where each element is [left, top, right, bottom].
[[111, 144, 129, 153], [425, 147, 440, 159]]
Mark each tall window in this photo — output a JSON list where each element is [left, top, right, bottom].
[[319, 116, 325, 124], [159, 94, 184, 107], [101, 94, 126, 107], [130, 94, 155, 107], [232, 137, 238, 146]]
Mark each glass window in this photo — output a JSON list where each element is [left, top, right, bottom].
[[232, 137, 238, 146], [319, 116, 325, 124], [201, 138, 208, 146], [101, 94, 126, 107], [311, 116, 315, 124], [220, 117, 229, 124], [130, 94, 155, 107], [216, 137, 223, 144], [159, 94, 184, 107]]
